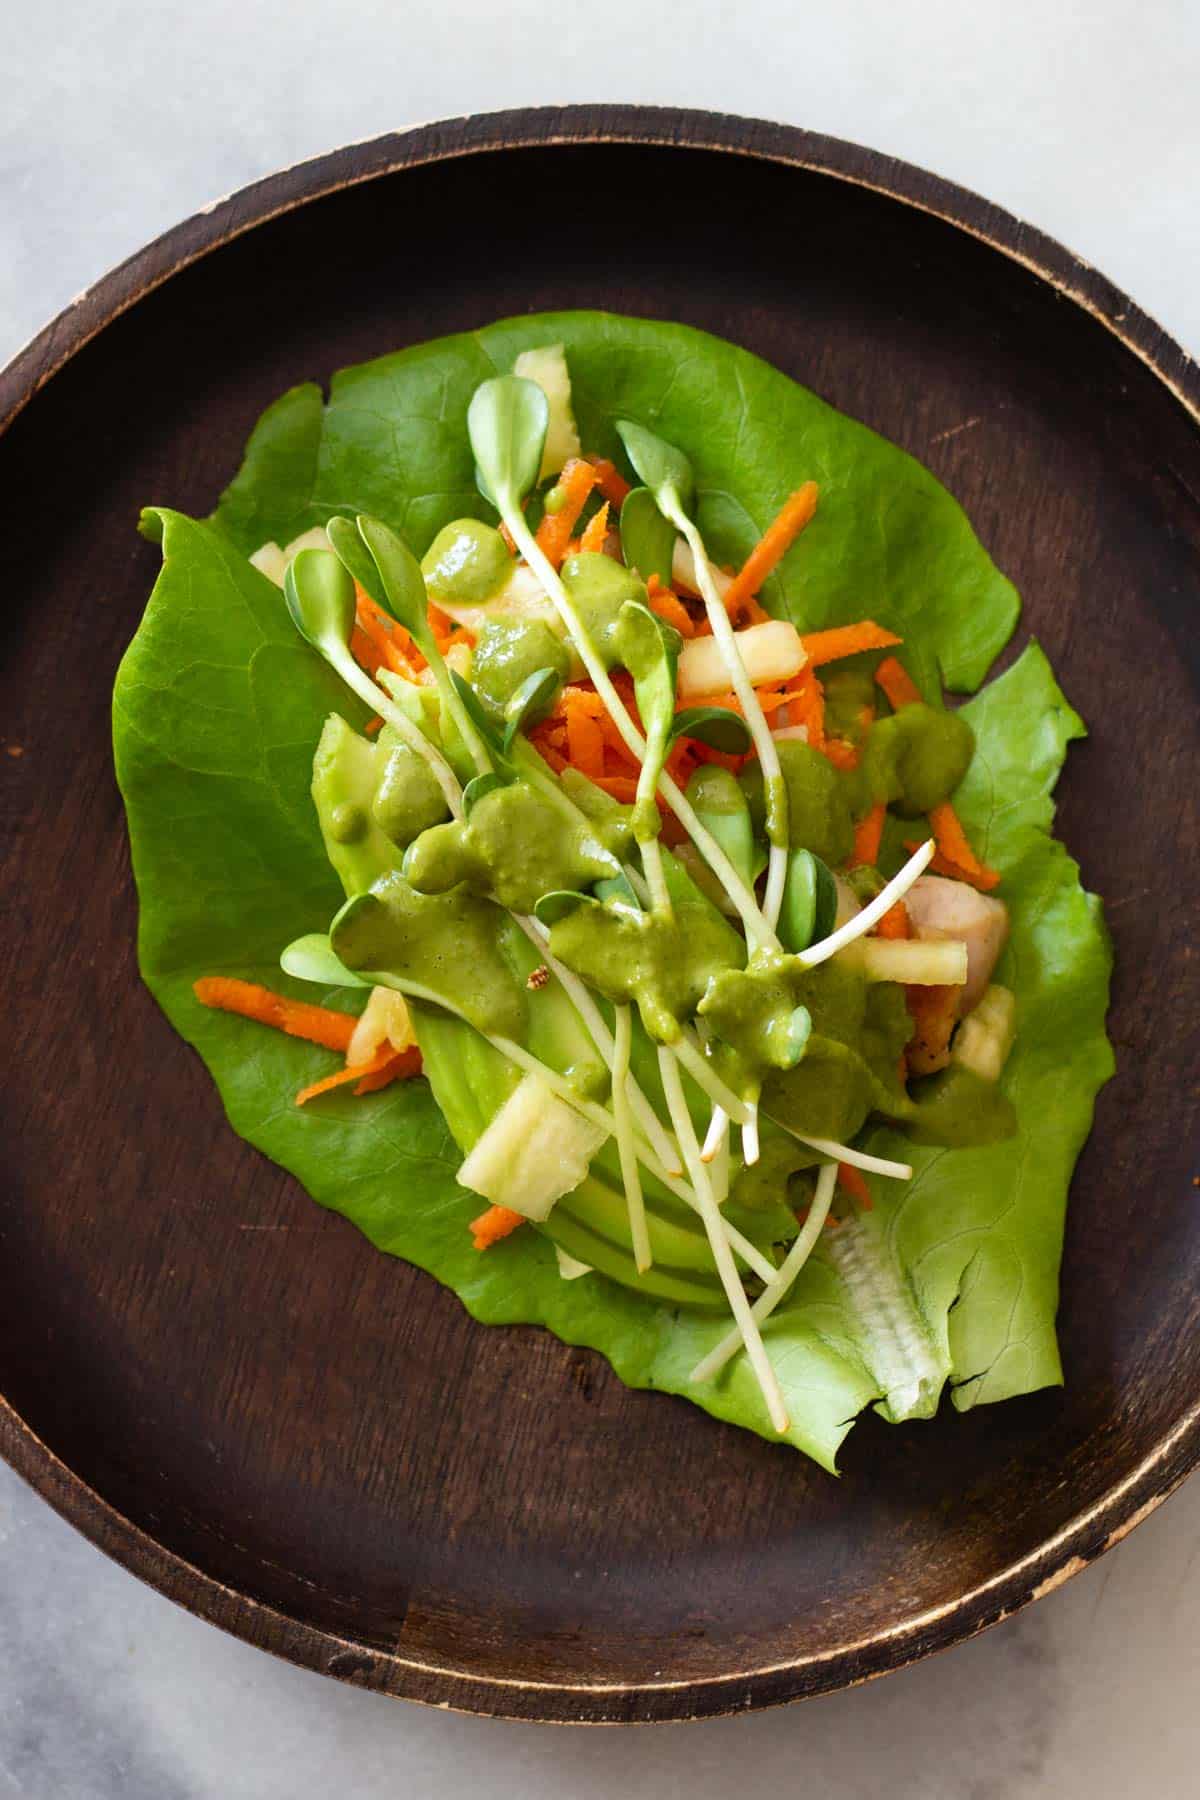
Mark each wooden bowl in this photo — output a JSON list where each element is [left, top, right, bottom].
[[1, 107, 1196, 1724]]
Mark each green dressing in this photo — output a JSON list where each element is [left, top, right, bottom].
[[402, 779, 626, 915], [420, 519, 513, 605], [331, 871, 526, 1040], [471, 616, 570, 719]]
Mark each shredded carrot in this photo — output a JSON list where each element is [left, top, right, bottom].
[[927, 804, 1001, 890], [592, 774, 640, 804], [350, 624, 385, 677], [785, 668, 826, 748], [646, 575, 696, 637], [354, 1045, 422, 1095], [364, 716, 384, 735], [356, 591, 416, 675], [470, 1204, 527, 1251], [535, 459, 599, 568], [719, 483, 819, 619], [579, 501, 611, 555], [586, 456, 631, 507], [851, 802, 885, 868], [802, 621, 901, 666], [837, 1163, 874, 1209], [427, 602, 472, 652], [294, 1043, 395, 1107], [823, 737, 859, 771], [565, 701, 605, 775], [193, 978, 356, 1053], [904, 840, 996, 889], [875, 900, 910, 939], [874, 655, 923, 710]]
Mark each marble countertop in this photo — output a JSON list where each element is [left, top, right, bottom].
[[3, 4, 1198, 1794]]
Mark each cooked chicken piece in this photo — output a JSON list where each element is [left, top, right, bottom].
[[904, 876, 1009, 1016], [906, 983, 961, 1076]]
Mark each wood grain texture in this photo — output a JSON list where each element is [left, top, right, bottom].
[[0, 107, 1197, 1723]]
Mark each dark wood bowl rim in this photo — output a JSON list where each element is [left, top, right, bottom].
[[2, 104, 1197, 1721]]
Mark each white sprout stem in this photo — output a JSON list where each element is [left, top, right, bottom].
[[513, 914, 682, 1175], [690, 1162, 838, 1385], [761, 842, 789, 933], [330, 646, 464, 820], [667, 506, 789, 857], [612, 1005, 651, 1272], [673, 1035, 753, 1125], [419, 635, 492, 777], [764, 1114, 913, 1181], [710, 1118, 731, 1205], [640, 834, 672, 915], [700, 1106, 730, 1164], [741, 1105, 761, 1167], [799, 838, 936, 969], [503, 511, 779, 951], [658, 1047, 789, 1434]]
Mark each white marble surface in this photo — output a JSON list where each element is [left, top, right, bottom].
[[3, 3, 1199, 1794]]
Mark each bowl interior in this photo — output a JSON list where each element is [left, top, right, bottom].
[[1, 130, 1198, 1721]]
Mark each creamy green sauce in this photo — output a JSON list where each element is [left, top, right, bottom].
[[332, 871, 526, 1039], [548, 897, 743, 1044], [421, 519, 512, 604], [559, 551, 646, 666], [403, 780, 628, 915], [472, 616, 569, 718]]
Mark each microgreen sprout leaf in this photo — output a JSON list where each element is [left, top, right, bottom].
[[594, 872, 643, 912], [686, 764, 757, 890], [619, 485, 676, 585], [502, 665, 562, 749], [778, 849, 839, 954], [279, 933, 369, 988], [783, 1004, 813, 1068], [468, 376, 550, 511], [669, 706, 753, 755], [462, 772, 510, 815], [533, 889, 595, 927], [615, 419, 695, 514], [450, 671, 507, 761], [353, 515, 430, 645], [326, 514, 385, 609], [283, 548, 356, 654]]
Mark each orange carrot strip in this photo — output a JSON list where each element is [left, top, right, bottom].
[[470, 1204, 527, 1251], [720, 483, 819, 618], [566, 704, 605, 775], [587, 456, 631, 506], [356, 592, 415, 674], [295, 1044, 395, 1108], [851, 802, 885, 868], [646, 575, 696, 637], [354, 1045, 423, 1095], [875, 900, 910, 939], [579, 500, 611, 555], [874, 655, 923, 710], [535, 459, 599, 568], [194, 977, 357, 1053], [364, 716, 384, 735], [593, 774, 640, 804], [928, 805, 1001, 890], [350, 624, 385, 677], [837, 1163, 873, 1208], [903, 839, 1000, 892], [823, 737, 859, 771], [801, 621, 902, 666]]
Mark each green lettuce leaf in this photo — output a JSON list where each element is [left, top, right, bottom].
[[113, 314, 1112, 1470]]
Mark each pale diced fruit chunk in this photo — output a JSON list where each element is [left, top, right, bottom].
[[678, 620, 807, 698]]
